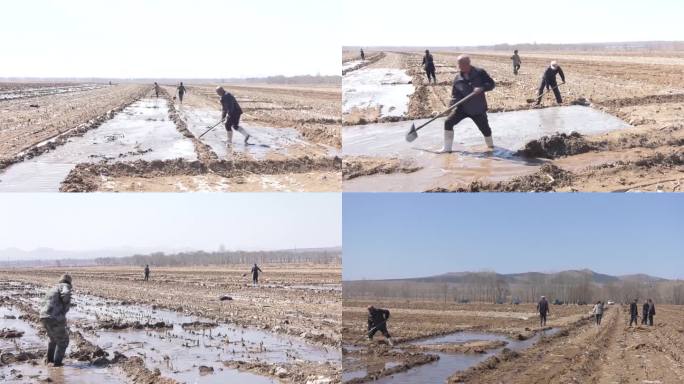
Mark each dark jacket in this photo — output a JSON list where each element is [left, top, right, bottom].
[[642, 303, 650, 316], [537, 299, 549, 315], [251, 265, 262, 277], [450, 66, 495, 115], [368, 308, 390, 328], [649, 303, 656, 316], [39, 283, 72, 322], [220, 93, 242, 118], [629, 302, 638, 317], [543, 66, 565, 83], [422, 53, 435, 70]]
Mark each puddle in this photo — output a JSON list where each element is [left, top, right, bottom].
[[343, 329, 561, 384], [0, 98, 197, 191], [343, 68, 415, 117], [343, 106, 631, 191], [180, 107, 317, 160], [9, 283, 337, 384], [0, 362, 125, 384]]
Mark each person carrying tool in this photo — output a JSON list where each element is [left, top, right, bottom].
[[642, 300, 650, 325], [360, 48, 365, 61], [441, 55, 496, 152], [367, 305, 394, 346], [537, 296, 550, 327], [39, 274, 72, 367], [144, 265, 150, 281], [215, 86, 251, 145], [647, 299, 656, 326], [177, 82, 187, 104], [251, 263, 262, 286], [536, 60, 565, 105], [592, 301, 604, 326], [511, 50, 521, 75], [629, 299, 639, 326], [422, 49, 437, 84], [154, 82, 160, 98]]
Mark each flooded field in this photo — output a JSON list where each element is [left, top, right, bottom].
[[343, 68, 414, 118], [0, 98, 195, 192], [0, 83, 106, 101], [1, 264, 342, 383], [343, 105, 631, 191]]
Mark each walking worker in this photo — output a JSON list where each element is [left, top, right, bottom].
[[536, 60, 565, 105], [154, 82, 160, 98], [592, 301, 604, 326], [511, 50, 521, 75], [177, 82, 187, 104], [422, 49, 437, 84], [629, 299, 639, 326], [367, 305, 394, 346], [144, 264, 150, 281], [251, 263, 263, 285], [360, 48, 365, 61], [441, 55, 496, 153], [642, 300, 650, 325], [215, 86, 251, 145], [39, 274, 72, 367], [647, 299, 656, 326], [537, 296, 550, 327]]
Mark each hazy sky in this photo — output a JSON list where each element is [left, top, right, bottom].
[[1, 0, 340, 78], [343, 194, 684, 280], [343, 0, 684, 46], [0, 193, 341, 252]]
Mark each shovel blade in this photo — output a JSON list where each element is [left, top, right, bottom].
[[405, 124, 418, 142]]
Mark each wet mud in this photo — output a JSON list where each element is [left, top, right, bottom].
[[342, 156, 421, 180]]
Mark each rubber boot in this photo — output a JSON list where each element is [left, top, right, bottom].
[[439, 130, 454, 153], [53, 344, 67, 367], [46, 342, 56, 364], [226, 130, 233, 144], [387, 337, 394, 347], [236, 126, 251, 144], [484, 136, 494, 149]]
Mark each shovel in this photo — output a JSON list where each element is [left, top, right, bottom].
[[526, 82, 565, 103], [353, 319, 388, 344], [405, 92, 477, 142], [199, 120, 224, 139]]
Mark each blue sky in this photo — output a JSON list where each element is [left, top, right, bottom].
[[343, 194, 684, 280], [0, 193, 341, 252], [1, 0, 340, 78], [343, 0, 684, 46]]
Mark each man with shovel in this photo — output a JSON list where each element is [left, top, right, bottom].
[[535, 60, 565, 105], [250, 263, 263, 286], [422, 49, 437, 84], [39, 274, 72, 367], [367, 305, 394, 346], [441, 55, 496, 152], [216, 86, 251, 145]]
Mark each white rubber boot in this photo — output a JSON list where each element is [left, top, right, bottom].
[[484, 136, 494, 149], [439, 130, 454, 153], [236, 126, 251, 144], [226, 130, 233, 144]]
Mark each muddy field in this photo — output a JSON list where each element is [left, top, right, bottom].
[[0, 264, 341, 383], [341, 50, 684, 192], [0, 81, 341, 192], [342, 299, 684, 383]]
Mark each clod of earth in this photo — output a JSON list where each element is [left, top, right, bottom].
[[0, 328, 24, 338], [517, 132, 597, 159]]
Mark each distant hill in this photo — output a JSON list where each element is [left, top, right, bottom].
[[0, 75, 341, 86], [344, 41, 684, 53]]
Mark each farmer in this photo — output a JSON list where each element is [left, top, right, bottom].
[[360, 48, 365, 61], [251, 263, 262, 285], [511, 50, 521, 75], [177, 82, 187, 104], [642, 300, 650, 325], [39, 274, 72, 367], [536, 60, 565, 105], [537, 296, 550, 327], [215, 86, 250, 145], [592, 301, 604, 326], [154, 82, 160, 98], [144, 265, 150, 281], [647, 299, 656, 326], [441, 55, 496, 152], [367, 305, 394, 346], [629, 299, 639, 326], [422, 49, 437, 84]]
